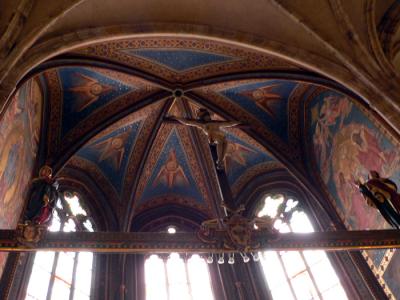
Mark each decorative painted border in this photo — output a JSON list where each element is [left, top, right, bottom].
[[73, 37, 299, 83]]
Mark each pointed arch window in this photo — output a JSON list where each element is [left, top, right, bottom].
[[25, 192, 95, 300], [257, 194, 348, 300], [145, 253, 214, 300]]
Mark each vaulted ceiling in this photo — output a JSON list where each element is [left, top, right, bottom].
[[25, 36, 357, 230], [1, 2, 400, 298]]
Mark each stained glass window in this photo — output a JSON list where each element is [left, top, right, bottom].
[[145, 253, 214, 300], [257, 194, 348, 300], [25, 192, 94, 300]]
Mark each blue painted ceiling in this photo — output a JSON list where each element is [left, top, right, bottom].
[[122, 49, 235, 72], [59, 67, 135, 137], [41, 37, 327, 223], [218, 80, 297, 141], [76, 120, 143, 195], [139, 128, 204, 205]]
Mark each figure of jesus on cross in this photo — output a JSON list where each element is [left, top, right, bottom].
[[171, 108, 240, 170]]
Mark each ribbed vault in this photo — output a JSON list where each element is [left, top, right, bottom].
[[1, 2, 400, 298], [25, 36, 373, 233]]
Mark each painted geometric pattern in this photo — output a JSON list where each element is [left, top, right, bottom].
[[139, 128, 204, 205], [219, 80, 297, 141], [224, 130, 275, 186], [383, 250, 400, 298], [122, 49, 234, 72], [73, 37, 298, 82], [59, 67, 135, 136], [76, 120, 143, 195]]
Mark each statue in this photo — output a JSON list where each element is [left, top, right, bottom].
[[171, 108, 240, 170], [357, 171, 400, 229], [198, 202, 277, 251], [24, 165, 59, 226], [16, 223, 47, 245]]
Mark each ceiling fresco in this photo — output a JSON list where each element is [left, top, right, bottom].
[[132, 99, 216, 215], [71, 37, 301, 82], [76, 120, 144, 195], [44, 66, 161, 157], [138, 127, 206, 206], [193, 80, 309, 164], [58, 67, 136, 137], [22, 36, 400, 296], [122, 49, 236, 72], [216, 80, 298, 141], [304, 87, 400, 299], [38, 36, 346, 229], [223, 129, 276, 187]]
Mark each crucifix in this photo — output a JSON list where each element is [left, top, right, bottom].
[[171, 108, 240, 171], [167, 104, 241, 214], [1, 96, 400, 255], [168, 104, 268, 251]]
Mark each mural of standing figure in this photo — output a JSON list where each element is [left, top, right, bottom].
[[172, 108, 240, 170], [357, 171, 400, 229], [24, 165, 59, 225]]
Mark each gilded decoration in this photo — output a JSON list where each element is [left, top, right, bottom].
[[198, 205, 277, 251], [16, 223, 47, 246]]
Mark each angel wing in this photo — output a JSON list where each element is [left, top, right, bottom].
[[152, 166, 168, 187], [174, 165, 189, 187], [224, 142, 256, 171], [69, 73, 112, 111]]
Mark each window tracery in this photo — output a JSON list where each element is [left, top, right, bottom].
[[145, 253, 214, 300], [257, 194, 348, 300], [25, 192, 94, 300]]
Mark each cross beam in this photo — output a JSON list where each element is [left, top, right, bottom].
[[0, 229, 399, 253]]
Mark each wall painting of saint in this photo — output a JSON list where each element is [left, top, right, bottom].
[[0, 78, 43, 279]]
